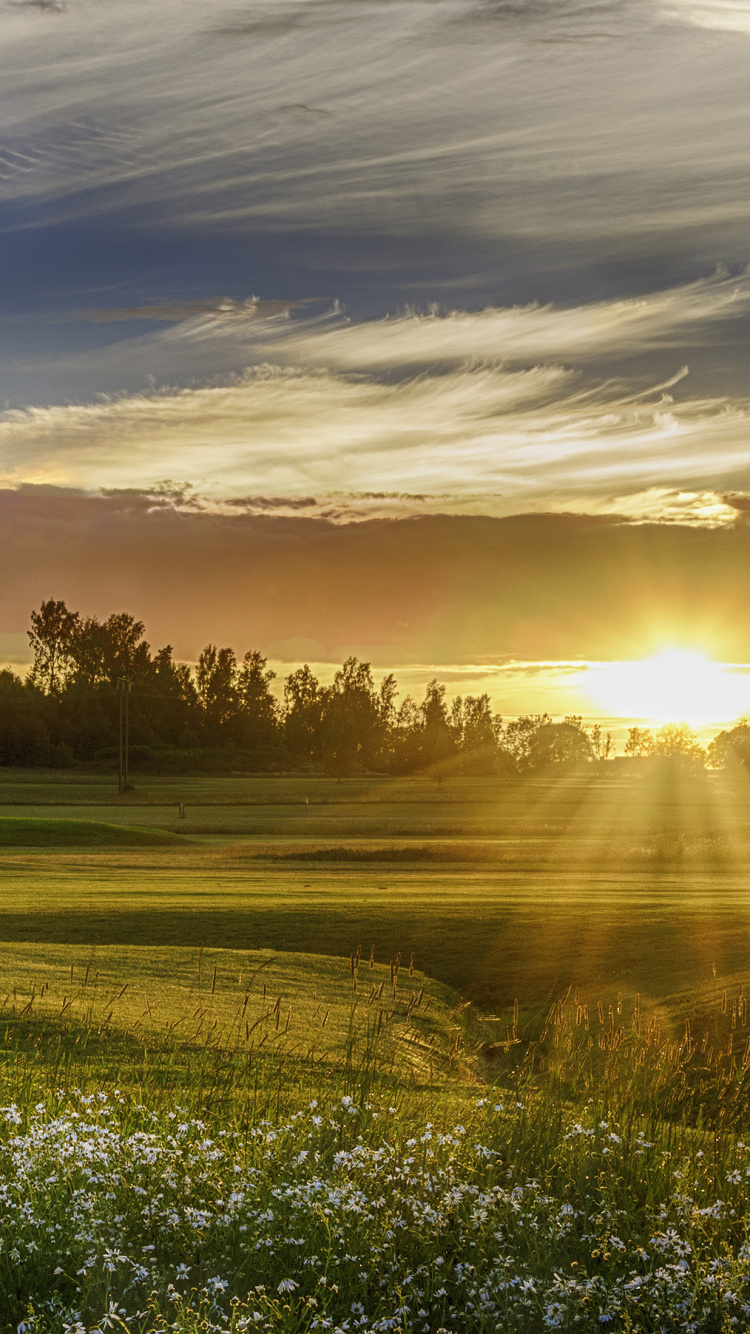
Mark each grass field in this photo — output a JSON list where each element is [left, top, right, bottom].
[[3, 768, 750, 1331]]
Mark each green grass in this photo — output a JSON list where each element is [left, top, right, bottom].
[[0, 848, 749, 1008], [2, 768, 750, 864], [0, 816, 188, 846], [0, 941, 459, 1082]]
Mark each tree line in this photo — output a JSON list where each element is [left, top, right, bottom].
[[0, 598, 745, 776]]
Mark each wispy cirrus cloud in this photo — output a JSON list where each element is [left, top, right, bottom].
[[0, 357, 748, 520], [1, 0, 749, 263], [234, 269, 750, 371], [71, 297, 310, 324], [661, 0, 750, 32], [4, 271, 750, 521]]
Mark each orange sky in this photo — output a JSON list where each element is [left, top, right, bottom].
[[3, 490, 750, 731]]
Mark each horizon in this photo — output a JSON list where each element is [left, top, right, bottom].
[[6, 596, 750, 749]]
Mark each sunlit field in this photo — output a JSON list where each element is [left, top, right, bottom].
[[4, 768, 750, 1331]]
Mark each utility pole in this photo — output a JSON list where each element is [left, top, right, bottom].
[[117, 679, 132, 795]]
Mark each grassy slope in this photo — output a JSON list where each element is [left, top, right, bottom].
[[0, 941, 458, 1077], [0, 816, 187, 846], [0, 851, 748, 1017]]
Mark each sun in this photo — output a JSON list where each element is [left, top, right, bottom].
[[587, 649, 750, 725]]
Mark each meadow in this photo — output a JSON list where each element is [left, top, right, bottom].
[[2, 766, 750, 1332]]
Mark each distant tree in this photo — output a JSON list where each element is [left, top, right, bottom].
[[589, 722, 616, 760], [420, 679, 455, 770], [650, 722, 705, 768], [378, 673, 398, 730], [0, 669, 25, 697], [391, 695, 423, 772], [151, 645, 196, 702], [321, 658, 385, 772], [624, 726, 653, 758], [143, 646, 199, 747], [236, 651, 278, 747], [501, 714, 550, 773], [450, 693, 502, 774], [527, 717, 594, 772], [195, 645, 239, 737], [707, 719, 750, 770], [28, 598, 79, 694], [284, 665, 323, 758], [67, 612, 151, 689], [0, 665, 55, 765]]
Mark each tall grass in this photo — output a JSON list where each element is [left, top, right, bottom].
[[2, 959, 750, 1331], [475, 980, 750, 1131]]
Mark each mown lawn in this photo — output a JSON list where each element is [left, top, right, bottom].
[[1, 849, 750, 1011]]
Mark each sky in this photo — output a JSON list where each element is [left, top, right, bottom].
[[3, 0, 750, 728]]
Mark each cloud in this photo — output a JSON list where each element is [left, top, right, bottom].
[[9, 0, 65, 12], [1, 0, 749, 265], [71, 297, 311, 324], [661, 0, 750, 33], [6, 272, 750, 517], [0, 356, 747, 518], [53, 269, 742, 414], [239, 270, 750, 370]]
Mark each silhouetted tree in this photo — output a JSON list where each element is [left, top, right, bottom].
[[7, 597, 726, 777], [284, 665, 323, 759], [650, 722, 705, 767], [625, 722, 705, 769], [320, 658, 387, 772], [450, 693, 503, 773], [526, 717, 594, 771], [391, 695, 423, 772], [236, 651, 279, 747], [708, 719, 750, 770], [590, 723, 616, 760], [501, 714, 551, 773], [67, 612, 151, 689], [624, 726, 653, 758], [28, 599, 80, 694], [195, 645, 239, 739], [421, 680, 455, 770]]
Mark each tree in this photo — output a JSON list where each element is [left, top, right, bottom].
[[450, 693, 502, 773], [708, 720, 750, 770], [391, 695, 423, 772], [28, 599, 79, 694], [526, 717, 594, 772], [501, 714, 550, 773], [624, 726, 653, 758], [151, 646, 196, 701], [320, 658, 385, 772], [625, 722, 705, 768], [236, 651, 278, 747], [195, 645, 239, 737], [650, 722, 705, 768], [589, 723, 615, 761], [284, 665, 323, 759], [0, 669, 25, 697], [420, 679, 455, 770], [67, 612, 151, 689]]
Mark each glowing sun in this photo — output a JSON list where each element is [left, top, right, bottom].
[[587, 649, 750, 725]]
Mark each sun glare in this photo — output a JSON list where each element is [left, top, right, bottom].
[[587, 649, 750, 725]]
